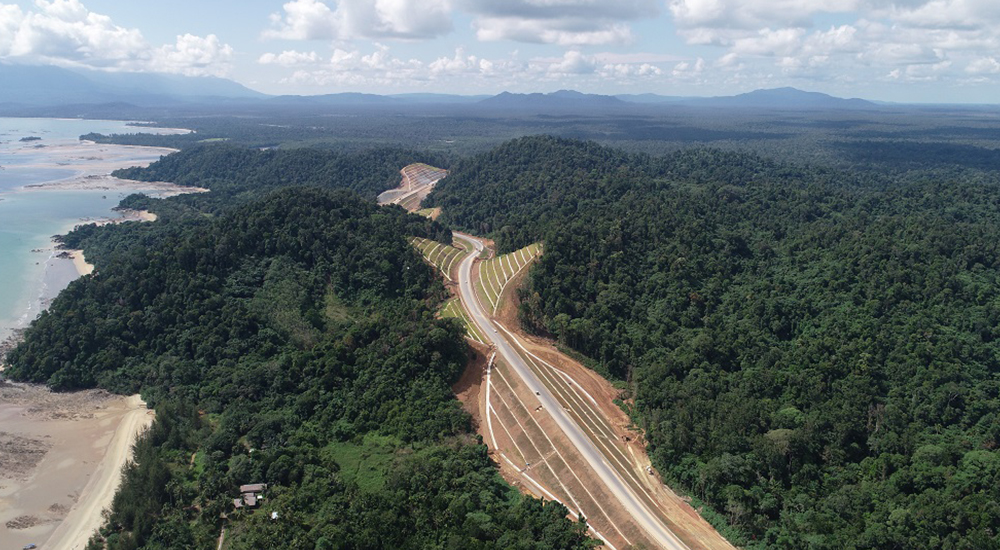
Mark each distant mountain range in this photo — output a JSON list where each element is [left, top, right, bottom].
[[0, 63, 879, 112], [479, 90, 626, 110], [683, 87, 876, 109], [0, 63, 264, 106]]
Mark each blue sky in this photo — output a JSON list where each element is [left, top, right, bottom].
[[2, 0, 1000, 102]]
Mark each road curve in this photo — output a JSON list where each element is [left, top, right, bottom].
[[453, 233, 690, 550]]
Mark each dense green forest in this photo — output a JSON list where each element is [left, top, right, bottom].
[[7, 184, 592, 548], [78, 104, 1000, 173], [428, 136, 1000, 549], [112, 143, 452, 213]]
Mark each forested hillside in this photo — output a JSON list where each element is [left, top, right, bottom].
[[114, 143, 451, 212], [427, 136, 1000, 549], [7, 184, 592, 548]]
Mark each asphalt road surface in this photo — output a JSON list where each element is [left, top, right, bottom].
[[453, 233, 690, 550]]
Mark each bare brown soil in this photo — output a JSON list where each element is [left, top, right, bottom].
[[451, 342, 491, 432]]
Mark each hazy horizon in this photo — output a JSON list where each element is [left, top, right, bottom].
[[2, 1, 1000, 104]]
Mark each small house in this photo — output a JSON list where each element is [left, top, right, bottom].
[[233, 482, 268, 510]]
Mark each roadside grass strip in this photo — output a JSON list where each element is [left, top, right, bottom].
[[410, 237, 465, 282], [494, 323, 674, 530], [440, 298, 487, 345], [481, 243, 543, 314]]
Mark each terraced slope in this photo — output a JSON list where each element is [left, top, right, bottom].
[[401, 163, 448, 189], [475, 243, 542, 314], [410, 237, 465, 282], [440, 298, 488, 345]]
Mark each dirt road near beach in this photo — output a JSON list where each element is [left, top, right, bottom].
[[0, 383, 153, 549]]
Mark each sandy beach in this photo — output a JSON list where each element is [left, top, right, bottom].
[[0, 383, 153, 550], [0, 127, 185, 548], [63, 250, 94, 276]]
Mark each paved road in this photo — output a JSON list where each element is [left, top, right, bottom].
[[453, 233, 690, 550]]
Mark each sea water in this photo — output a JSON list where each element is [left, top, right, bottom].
[[0, 117, 185, 342]]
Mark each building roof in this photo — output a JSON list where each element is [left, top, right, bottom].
[[239, 483, 267, 493]]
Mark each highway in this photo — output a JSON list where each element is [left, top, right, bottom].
[[453, 233, 690, 550]]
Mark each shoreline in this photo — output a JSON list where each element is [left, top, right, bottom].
[[45, 394, 154, 550], [62, 249, 94, 277], [0, 135, 205, 343], [0, 123, 176, 548], [56, 207, 160, 278], [0, 384, 154, 550]]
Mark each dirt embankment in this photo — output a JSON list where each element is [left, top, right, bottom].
[[451, 341, 492, 432]]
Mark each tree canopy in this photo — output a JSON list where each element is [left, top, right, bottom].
[[428, 135, 1000, 549], [8, 181, 592, 549]]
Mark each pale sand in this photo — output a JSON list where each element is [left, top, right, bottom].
[[45, 395, 153, 550], [0, 384, 153, 550], [25, 174, 208, 197], [63, 250, 93, 277], [10, 139, 208, 196], [7, 141, 178, 173]]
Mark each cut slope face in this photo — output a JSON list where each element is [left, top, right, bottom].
[[410, 237, 465, 282], [440, 298, 488, 345], [378, 163, 449, 211], [475, 243, 542, 314]]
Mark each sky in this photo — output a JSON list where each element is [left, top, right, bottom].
[[2, 0, 1000, 102]]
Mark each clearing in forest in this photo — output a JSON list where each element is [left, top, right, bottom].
[[377, 163, 449, 211], [475, 243, 542, 314], [410, 237, 466, 282]]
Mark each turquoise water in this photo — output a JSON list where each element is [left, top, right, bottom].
[[0, 118, 184, 342]]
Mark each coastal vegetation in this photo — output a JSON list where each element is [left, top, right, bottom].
[[112, 143, 453, 212], [11, 124, 1000, 548], [427, 135, 1000, 549], [6, 181, 592, 548]]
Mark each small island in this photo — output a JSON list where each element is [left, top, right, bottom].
[[19, 136, 41, 142]]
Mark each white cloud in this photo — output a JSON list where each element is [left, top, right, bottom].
[[0, 0, 233, 76], [468, 0, 656, 45], [545, 50, 596, 75], [5, 0, 146, 66], [882, 0, 1000, 30], [150, 34, 233, 77], [0, 5, 24, 54], [264, 0, 337, 40], [672, 57, 705, 76], [660, 0, 1000, 90], [476, 17, 634, 46], [259, 50, 322, 66], [669, 0, 858, 37], [601, 62, 662, 78], [264, 0, 452, 41], [264, 0, 659, 46], [428, 47, 479, 75], [967, 56, 1000, 74]]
